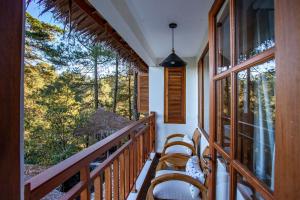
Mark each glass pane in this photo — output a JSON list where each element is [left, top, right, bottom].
[[236, 0, 275, 64], [216, 0, 231, 74], [216, 77, 231, 153], [216, 153, 230, 200], [236, 173, 265, 200], [203, 51, 210, 133], [236, 59, 275, 191]]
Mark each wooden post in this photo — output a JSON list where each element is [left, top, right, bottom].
[[80, 166, 91, 200], [150, 112, 156, 152], [275, 0, 300, 199], [105, 167, 112, 200], [0, 0, 24, 200], [94, 175, 103, 200]]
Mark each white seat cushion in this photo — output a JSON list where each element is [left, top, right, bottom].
[[186, 156, 205, 198], [166, 136, 183, 143], [153, 170, 201, 200], [165, 145, 193, 155]]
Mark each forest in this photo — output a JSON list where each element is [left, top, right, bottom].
[[24, 12, 140, 166]]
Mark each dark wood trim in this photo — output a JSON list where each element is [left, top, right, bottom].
[[0, 0, 24, 199], [274, 0, 300, 199]]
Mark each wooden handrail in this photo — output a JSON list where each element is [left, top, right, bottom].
[[25, 112, 156, 200]]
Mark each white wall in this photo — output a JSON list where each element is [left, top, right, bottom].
[[149, 57, 198, 152]]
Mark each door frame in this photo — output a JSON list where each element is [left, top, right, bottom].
[[208, 0, 276, 199], [0, 0, 25, 200]]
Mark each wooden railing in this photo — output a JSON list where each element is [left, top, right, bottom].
[[25, 112, 156, 200]]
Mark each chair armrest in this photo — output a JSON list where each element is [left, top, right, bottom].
[[146, 173, 208, 200], [156, 153, 191, 171], [165, 133, 185, 144], [162, 141, 196, 156]]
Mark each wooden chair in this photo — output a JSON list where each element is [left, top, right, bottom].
[[161, 128, 201, 157], [147, 147, 210, 200]]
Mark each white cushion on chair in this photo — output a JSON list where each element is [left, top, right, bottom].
[[153, 170, 201, 200], [165, 145, 193, 155], [186, 156, 205, 198]]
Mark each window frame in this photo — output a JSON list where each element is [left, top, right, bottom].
[[208, 0, 276, 199], [198, 44, 210, 140]]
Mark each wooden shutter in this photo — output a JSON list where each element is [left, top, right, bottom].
[[138, 73, 149, 113], [164, 67, 186, 124]]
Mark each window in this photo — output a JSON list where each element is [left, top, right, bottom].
[[198, 46, 210, 138], [236, 59, 275, 190], [216, 77, 231, 154], [138, 73, 149, 113], [164, 67, 186, 124], [216, 0, 231, 74], [209, 0, 275, 199], [216, 153, 230, 200], [235, 0, 275, 64]]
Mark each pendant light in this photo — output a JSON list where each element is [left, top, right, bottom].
[[159, 23, 186, 67]]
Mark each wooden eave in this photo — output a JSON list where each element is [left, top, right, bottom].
[[37, 0, 148, 72]]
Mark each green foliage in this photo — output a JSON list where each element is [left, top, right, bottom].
[[24, 12, 136, 166]]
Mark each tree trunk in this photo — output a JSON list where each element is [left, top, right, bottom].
[[113, 54, 119, 113], [128, 69, 132, 120], [132, 71, 139, 120], [94, 55, 99, 110]]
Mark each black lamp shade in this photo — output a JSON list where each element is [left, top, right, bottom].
[[159, 52, 186, 67]]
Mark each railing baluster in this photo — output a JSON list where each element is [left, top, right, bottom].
[[80, 166, 91, 200], [133, 135, 138, 183], [113, 158, 119, 200], [129, 142, 134, 189], [139, 134, 144, 170], [94, 174, 103, 200], [105, 166, 112, 200], [24, 113, 155, 200], [119, 153, 125, 200], [124, 148, 130, 197]]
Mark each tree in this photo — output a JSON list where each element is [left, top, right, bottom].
[[132, 71, 140, 120], [113, 54, 119, 113], [128, 65, 132, 120], [25, 13, 64, 66]]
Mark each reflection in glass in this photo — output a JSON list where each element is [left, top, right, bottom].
[[216, 0, 231, 74], [216, 77, 231, 153], [236, 0, 275, 64], [216, 154, 230, 200], [203, 51, 210, 133], [236, 59, 275, 191], [236, 173, 265, 200]]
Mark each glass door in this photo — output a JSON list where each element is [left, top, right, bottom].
[[209, 0, 275, 199]]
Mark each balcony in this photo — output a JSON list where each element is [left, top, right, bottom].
[[25, 113, 156, 200]]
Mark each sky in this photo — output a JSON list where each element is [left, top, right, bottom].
[[27, 1, 63, 28], [26, 0, 120, 77]]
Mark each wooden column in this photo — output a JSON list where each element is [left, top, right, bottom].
[[275, 0, 300, 199], [0, 0, 24, 200]]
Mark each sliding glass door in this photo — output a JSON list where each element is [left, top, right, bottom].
[[209, 0, 275, 199]]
